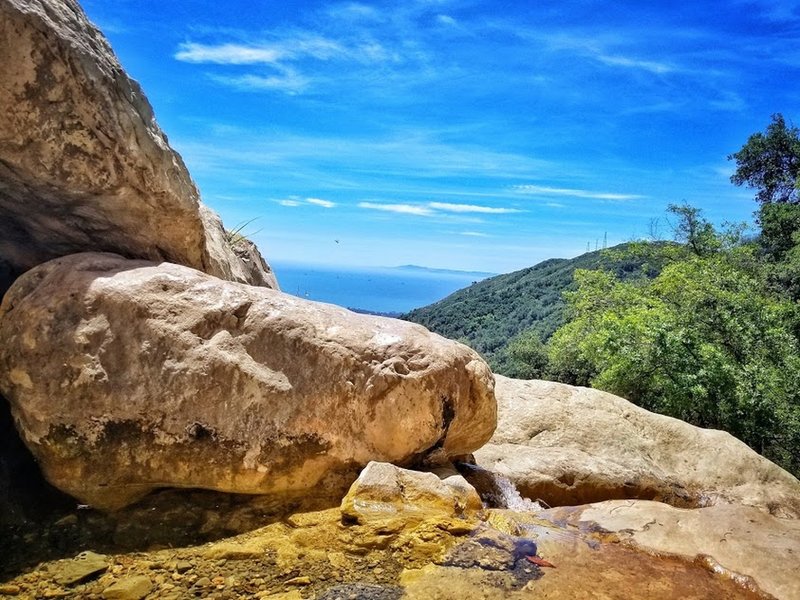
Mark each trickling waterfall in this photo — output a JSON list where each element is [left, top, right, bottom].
[[457, 463, 542, 512]]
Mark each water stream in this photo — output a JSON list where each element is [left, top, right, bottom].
[[457, 462, 542, 512]]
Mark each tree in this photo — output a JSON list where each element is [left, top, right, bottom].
[[548, 213, 800, 476], [729, 113, 800, 205], [667, 203, 721, 256], [501, 329, 549, 380]]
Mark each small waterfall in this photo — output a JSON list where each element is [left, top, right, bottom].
[[457, 463, 542, 512]]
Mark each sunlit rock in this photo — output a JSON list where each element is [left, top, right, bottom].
[[0, 0, 277, 293], [475, 376, 800, 517], [0, 253, 496, 509], [340, 461, 483, 525]]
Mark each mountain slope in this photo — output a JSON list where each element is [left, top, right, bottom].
[[401, 243, 660, 374]]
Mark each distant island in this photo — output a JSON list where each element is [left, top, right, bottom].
[[392, 265, 498, 279]]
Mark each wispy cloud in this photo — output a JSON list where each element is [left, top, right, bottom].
[[356, 200, 521, 218], [209, 71, 310, 94], [279, 197, 337, 208], [306, 197, 336, 208], [358, 202, 434, 216], [326, 2, 384, 23], [460, 231, 490, 237], [512, 184, 644, 201], [595, 53, 674, 74], [429, 202, 522, 214], [175, 37, 346, 64], [176, 42, 284, 64]]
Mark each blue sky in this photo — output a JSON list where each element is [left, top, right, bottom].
[[82, 0, 800, 273]]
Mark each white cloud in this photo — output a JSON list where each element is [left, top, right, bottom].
[[512, 185, 644, 201], [306, 197, 336, 208], [460, 231, 490, 237], [327, 2, 383, 22], [429, 202, 521, 214], [279, 199, 301, 207], [358, 202, 434, 216], [437, 14, 457, 26], [175, 42, 284, 64], [175, 37, 346, 65], [208, 72, 310, 94], [596, 54, 674, 75]]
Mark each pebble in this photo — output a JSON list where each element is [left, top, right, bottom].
[[176, 560, 193, 573], [285, 576, 311, 586], [53, 515, 79, 528], [0, 585, 21, 596]]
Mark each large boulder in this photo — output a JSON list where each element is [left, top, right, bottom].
[[0, 253, 496, 510], [0, 0, 277, 295], [474, 376, 800, 517]]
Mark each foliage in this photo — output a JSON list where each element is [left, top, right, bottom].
[[499, 329, 550, 380], [548, 216, 800, 475], [401, 243, 666, 374], [405, 116, 800, 475], [224, 218, 262, 247], [729, 113, 800, 205]]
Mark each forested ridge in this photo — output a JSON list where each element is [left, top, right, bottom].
[[401, 243, 668, 375], [404, 114, 800, 476]]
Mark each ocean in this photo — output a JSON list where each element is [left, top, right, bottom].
[[270, 262, 494, 315]]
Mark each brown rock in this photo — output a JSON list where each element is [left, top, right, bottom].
[[102, 576, 153, 600], [0, 585, 21, 596], [542, 500, 800, 600], [341, 461, 483, 525], [474, 376, 800, 517], [0, 0, 277, 293], [52, 551, 109, 585], [0, 253, 495, 509]]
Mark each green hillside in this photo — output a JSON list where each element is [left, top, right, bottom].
[[401, 243, 661, 375]]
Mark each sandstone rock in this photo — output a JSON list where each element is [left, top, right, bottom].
[[541, 500, 800, 600], [341, 462, 483, 525], [0, 253, 495, 509], [52, 551, 109, 585], [102, 576, 153, 600], [201, 541, 266, 561], [0, 0, 277, 294], [0, 584, 21, 596], [474, 376, 800, 517]]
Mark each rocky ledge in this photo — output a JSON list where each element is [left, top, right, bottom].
[[2, 462, 795, 600]]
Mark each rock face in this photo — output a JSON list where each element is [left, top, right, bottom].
[[474, 376, 800, 517], [0, 0, 278, 295], [0, 253, 496, 510], [541, 500, 800, 600]]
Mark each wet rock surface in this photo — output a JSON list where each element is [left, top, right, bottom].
[[0, 462, 783, 599], [541, 499, 800, 600], [0, 505, 773, 599]]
